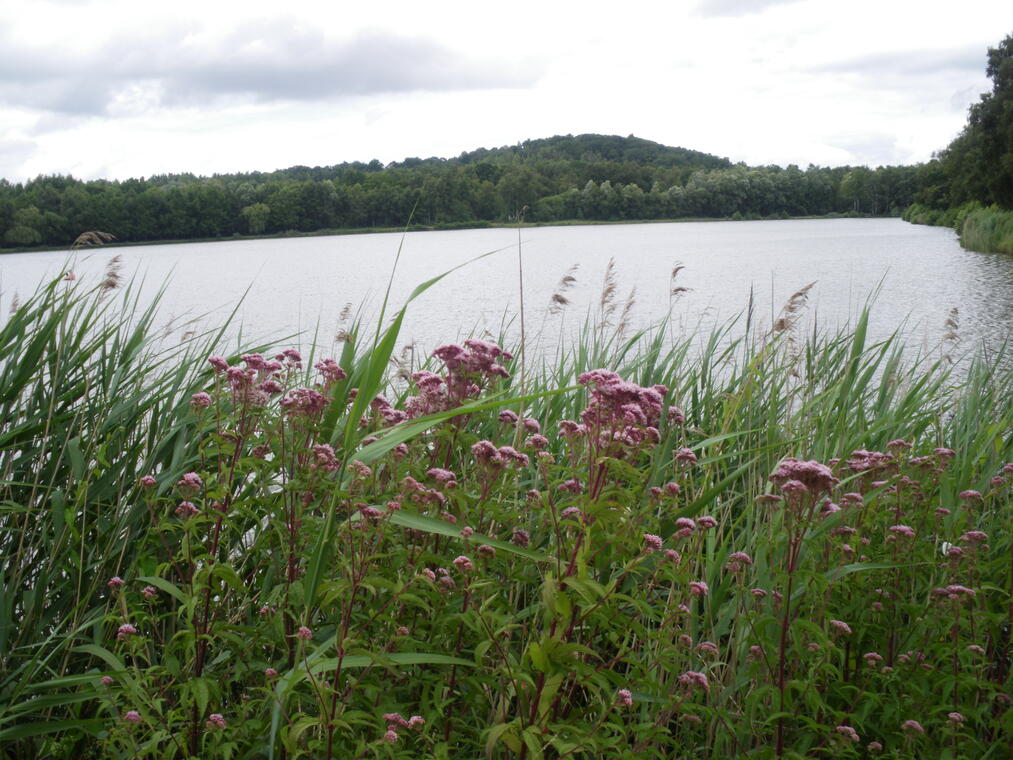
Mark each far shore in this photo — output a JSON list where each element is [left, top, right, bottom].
[[0, 212, 895, 256]]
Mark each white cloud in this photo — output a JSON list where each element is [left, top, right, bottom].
[[0, 0, 1009, 180]]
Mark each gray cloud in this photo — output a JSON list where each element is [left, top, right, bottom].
[[813, 46, 985, 80], [0, 24, 541, 118], [695, 0, 802, 18], [825, 132, 906, 167], [0, 136, 37, 178]]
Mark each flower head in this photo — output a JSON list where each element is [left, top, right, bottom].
[[206, 713, 226, 729], [124, 710, 141, 723], [616, 688, 633, 707]]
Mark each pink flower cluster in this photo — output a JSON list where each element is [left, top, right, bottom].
[[560, 370, 666, 450], [769, 458, 839, 494], [404, 340, 511, 418]]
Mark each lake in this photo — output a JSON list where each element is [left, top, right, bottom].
[[1, 218, 1010, 367]]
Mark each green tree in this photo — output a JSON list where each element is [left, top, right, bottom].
[[240, 203, 271, 234]]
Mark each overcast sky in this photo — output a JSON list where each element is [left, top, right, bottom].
[[1, 0, 1010, 181]]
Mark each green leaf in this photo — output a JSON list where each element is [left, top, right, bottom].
[[387, 510, 547, 562]]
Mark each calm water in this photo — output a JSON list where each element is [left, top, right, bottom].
[[1, 219, 1011, 365]]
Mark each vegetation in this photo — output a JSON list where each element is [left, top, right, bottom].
[[904, 33, 1013, 252], [1, 265, 1010, 759], [0, 134, 921, 250]]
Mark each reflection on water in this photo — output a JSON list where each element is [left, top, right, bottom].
[[1, 219, 1010, 367]]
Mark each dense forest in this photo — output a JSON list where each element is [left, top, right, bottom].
[[0, 134, 923, 249], [903, 33, 1013, 252]]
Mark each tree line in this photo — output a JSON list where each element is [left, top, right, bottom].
[[0, 133, 923, 249]]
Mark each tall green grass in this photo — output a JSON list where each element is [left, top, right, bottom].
[[0, 268, 1010, 758]]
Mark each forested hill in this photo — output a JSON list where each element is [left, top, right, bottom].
[[0, 133, 921, 249], [445, 134, 732, 170]]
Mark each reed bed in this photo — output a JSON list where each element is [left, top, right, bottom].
[[0, 267, 1010, 760]]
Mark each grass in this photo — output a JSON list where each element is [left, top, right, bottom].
[[0, 264, 1010, 759]]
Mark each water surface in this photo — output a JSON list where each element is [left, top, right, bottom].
[[1, 219, 1010, 365]]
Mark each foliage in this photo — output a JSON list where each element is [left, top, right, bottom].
[[0, 135, 920, 249], [906, 33, 1013, 253], [1, 268, 1011, 759]]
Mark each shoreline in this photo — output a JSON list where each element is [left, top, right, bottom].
[[0, 212, 893, 255]]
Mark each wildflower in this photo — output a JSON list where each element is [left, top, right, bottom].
[[936, 506, 952, 516], [750, 588, 767, 599], [101, 676, 114, 685], [124, 710, 141, 723], [116, 623, 137, 639], [867, 741, 883, 752], [689, 581, 709, 597], [420, 568, 437, 582], [835, 725, 860, 743], [780, 480, 809, 496], [677, 671, 710, 692], [396, 626, 410, 636], [668, 405, 685, 425], [675, 448, 698, 466], [279, 387, 328, 417], [522, 417, 540, 433], [756, 493, 783, 505], [863, 652, 883, 665], [190, 391, 212, 409], [959, 490, 983, 501], [697, 515, 717, 530], [459, 526, 474, 538], [643, 533, 663, 552], [664, 481, 682, 496], [177, 472, 202, 490], [259, 605, 272, 615], [960, 530, 988, 544], [141, 585, 157, 600], [945, 584, 976, 600], [498, 445, 529, 467], [347, 460, 372, 479], [512, 528, 530, 547], [769, 458, 839, 493], [383, 713, 408, 727], [967, 644, 986, 655], [560, 506, 583, 520], [498, 409, 518, 424], [206, 713, 226, 729], [829, 619, 852, 635], [382, 729, 398, 743], [889, 524, 915, 538], [901, 719, 924, 734], [616, 688, 633, 707], [408, 715, 425, 729], [726, 551, 752, 572], [427, 467, 457, 484], [315, 358, 346, 383], [525, 434, 549, 450], [678, 634, 693, 647], [807, 642, 821, 652], [947, 712, 964, 726], [748, 645, 764, 660], [453, 555, 474, 572], [695, 641, 719, 656], [663, 549, 681, 563], [296, 626, 312, 641], [264, 668, 278, 678], [675, 517, 696, 531], [477, 544, 496, 559], [139, 475, 157, 488], [682, 714, 702, 724], [175, 501, 199, 517], [107, 576, 125, 589]]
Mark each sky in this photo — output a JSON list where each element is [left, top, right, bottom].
[[0, 0, 1010, 182]]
